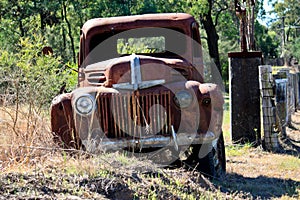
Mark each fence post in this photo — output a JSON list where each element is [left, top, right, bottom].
[[274, 78, 288, 138], [228, 52, 262, 144], [259, 65, 279, 151], [296, 72, 300, 109], [290, 73, 298, 112], [293, 72, 299, 109], [279, 69, 293, 126]]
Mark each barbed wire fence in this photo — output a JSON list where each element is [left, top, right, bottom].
[[259, 64, 300, 151]]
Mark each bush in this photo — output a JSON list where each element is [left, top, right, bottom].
[[0, 34, 76, 107], [0, 34, 77, 168]]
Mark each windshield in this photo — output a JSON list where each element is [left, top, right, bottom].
[[84, 27, 187, 65], [117, 36, 165, 54]]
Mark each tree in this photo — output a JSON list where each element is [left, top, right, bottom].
[[272, 0, 300, 41], [255, 21, 280, 59], [187, 0, 229, 73], [270, 0, 300, 61]]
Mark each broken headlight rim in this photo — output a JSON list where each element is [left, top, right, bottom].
[[174, 90, 193, 108], [75, 94, 96, 115]]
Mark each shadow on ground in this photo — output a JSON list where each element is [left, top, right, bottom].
[[278, 113, 300, 157], [216, 172, 300, 199], [278, 134, 300, 157]]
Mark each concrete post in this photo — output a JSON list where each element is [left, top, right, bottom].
[[259, 65, 279, 151], [228, 52, 262, 144]]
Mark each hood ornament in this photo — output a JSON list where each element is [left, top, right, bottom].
[[113, 55, 165, 90]]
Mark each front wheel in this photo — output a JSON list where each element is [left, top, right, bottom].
[[185, 133, 226, 178]]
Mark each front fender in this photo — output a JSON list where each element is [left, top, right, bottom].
[[50, 93, 80, 149], [163, 80, 224, 139], [185, 81, 224, 138]]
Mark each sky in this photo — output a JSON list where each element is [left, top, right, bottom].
[[257, 0, 278, 27]]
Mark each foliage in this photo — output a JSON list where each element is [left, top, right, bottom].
[[272, 0, 300, 26], [288, 38, 300, 61], [117, 36, 164, 54], [0, 33, 76, 108], [0, 34, 76, 165], [255, 21, 280, 58], [1, 0, 298, 93], [270, 0, 300, 59], [187, 0, 210, 16]]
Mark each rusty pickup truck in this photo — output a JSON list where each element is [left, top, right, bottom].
[[51, 13, 225, 177]]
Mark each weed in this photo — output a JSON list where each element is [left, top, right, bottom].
[[226, 143, 252, 157], [278, 157, 300, 171]]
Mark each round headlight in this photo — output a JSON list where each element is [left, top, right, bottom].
[[75, 94, 95, 115], [174, 90, 193, 108]]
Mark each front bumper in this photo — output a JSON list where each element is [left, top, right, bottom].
[[81, 131, 218, 152]]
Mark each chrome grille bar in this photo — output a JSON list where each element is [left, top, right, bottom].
[[96, 91, 172, 139]]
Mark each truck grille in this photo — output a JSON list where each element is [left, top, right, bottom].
[[96, 91, 172, 138]]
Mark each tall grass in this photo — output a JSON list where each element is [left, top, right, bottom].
[[222, 94, 231, 143], [0, 34, 76, 172]]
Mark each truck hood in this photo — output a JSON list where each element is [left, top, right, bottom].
[[83, 55, 193, 88]]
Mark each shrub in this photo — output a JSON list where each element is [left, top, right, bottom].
[[0, 35, 76, 107], [0, 34, 76, 169]]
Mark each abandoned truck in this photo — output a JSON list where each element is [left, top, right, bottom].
[[51, 13, 225, 177]]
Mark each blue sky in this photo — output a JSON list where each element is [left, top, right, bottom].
[[257, 0, 278, 27]]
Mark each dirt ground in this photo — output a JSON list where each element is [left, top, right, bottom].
[[0, 113, 299, 199], [222, 111, 300, 199]]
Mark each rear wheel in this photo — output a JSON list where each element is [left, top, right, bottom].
[[185, 133, 226, 178]]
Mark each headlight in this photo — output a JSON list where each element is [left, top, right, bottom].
[[174, 90, 193, 108], [75, 94, 95, 115]]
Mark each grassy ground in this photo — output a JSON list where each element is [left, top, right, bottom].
[[221, 95, 300, 199], [0, 101, 299, 199], [222, 94, 231, 143]]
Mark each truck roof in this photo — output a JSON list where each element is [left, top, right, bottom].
[[81, 13, 196, 36]]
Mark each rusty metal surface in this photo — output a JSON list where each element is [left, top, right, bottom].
[[51, 81, 223, 150], [80, 132, 217, 153], [80, 55, 202, 88], [51, 13, 224, 151], [95, 91, 172, 139], [50, 93, 78, 148], [80, 13, 197, 66], [81, 13, 195, 37]]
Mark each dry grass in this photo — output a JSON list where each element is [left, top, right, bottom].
[[224, 145, 300, 199], [0, 105, 55, 172], [0, 103, 299, 199], [227, 146, 300, 181]]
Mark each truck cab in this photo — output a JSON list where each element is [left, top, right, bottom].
[[51, 13, 225, 177]]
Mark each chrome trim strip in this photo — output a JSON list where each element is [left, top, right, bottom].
[[82, 131, 217, 152], [131, 55, 141, 90], [113, 54, 165, 90]]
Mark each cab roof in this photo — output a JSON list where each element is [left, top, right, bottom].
[[81, 13, 196, 36]]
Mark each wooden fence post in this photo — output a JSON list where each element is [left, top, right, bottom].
[[280, 69, 293, 126], [275, 78, 288, 137], [259, 65, 279, 151], [228, 52, 262, 144], [296, 72, 300, 109], [291, 73, 299, 111]]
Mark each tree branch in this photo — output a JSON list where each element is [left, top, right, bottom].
[[214, 1, 228, 27], [63, 1, 76, 63]]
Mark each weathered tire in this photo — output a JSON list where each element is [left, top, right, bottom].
[[186, 133, 226, 178]]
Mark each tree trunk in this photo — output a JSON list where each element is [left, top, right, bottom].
[[17, 6, 25, 37], [63, 1, 76, 63], [61, 3, 67, 60], [200, 14, 221, 74], [248, 4, 255, 50], [40, 12, 45, 31]]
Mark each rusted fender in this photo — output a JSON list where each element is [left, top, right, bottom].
[[190, 81, 224, 136], [50, 93, 80, 149], [162, 80, 224, 137]]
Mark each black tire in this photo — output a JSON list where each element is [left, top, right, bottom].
[[185, 132, 226, 179]]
